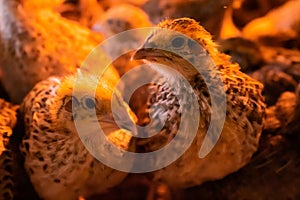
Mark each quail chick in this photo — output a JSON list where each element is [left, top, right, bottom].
[[81, 2, 152, 111], [133, 18, 265, 188], [92, 3, 153, 78], [183, 84, 300, 199], [0, 0, 107, 103], [92, 3, 152, 37], [20, 70, 137, 200], [0, 99, 18, 200]]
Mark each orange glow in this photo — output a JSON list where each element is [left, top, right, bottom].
[[220, 6, 241, 39]]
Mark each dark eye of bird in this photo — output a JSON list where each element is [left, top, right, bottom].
[[84, 98, 95, 109], [171, 37, 185, 48]]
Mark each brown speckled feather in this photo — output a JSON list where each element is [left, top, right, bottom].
[[0, 99, 18, 200]]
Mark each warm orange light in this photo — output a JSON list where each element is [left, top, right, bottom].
[[220, 6, 241, 39]]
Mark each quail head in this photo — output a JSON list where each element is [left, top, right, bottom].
[[0, 0, 107, 103], [92, 3, 153, 77], [20, 70, 137, 200], [92, 3, 152, 37], [132, 18, 266, 188]]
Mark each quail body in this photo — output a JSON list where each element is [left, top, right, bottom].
[[133, 18, 266, 188], [0, 99, 18, 200], [20, 70, 137, 200], [0, 0, 109, 103]]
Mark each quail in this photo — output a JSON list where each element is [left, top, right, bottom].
[[0, 0, 112, 103], [0, 99, 18, 200], [20, 70, 137, 200], [92, 3, 152, 37], [91, 3, 154, 82], [132, 18, 266, 188]]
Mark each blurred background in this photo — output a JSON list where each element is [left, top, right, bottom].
[[1, 0, 300, 199]]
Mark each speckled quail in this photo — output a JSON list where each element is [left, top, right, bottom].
[[20, 70, 137, 200], [132, 18, 266, 188]]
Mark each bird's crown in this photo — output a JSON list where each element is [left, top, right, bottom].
[[155, 18, 219, 57]]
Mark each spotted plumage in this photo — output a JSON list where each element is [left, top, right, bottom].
[[0, 99, 18, 200], [133, 18, 266, 188], [20, 71, 136, 200]]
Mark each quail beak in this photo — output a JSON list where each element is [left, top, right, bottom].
[[113, 104, 138, 137], [98, 115, 120, 135], [99, 106, 137, 138], [132, 48, 150, 60], [97, 111, 136, 151], [132, 48, 169, 61]]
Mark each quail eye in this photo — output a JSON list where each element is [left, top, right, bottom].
[[171, 37, 185, 49], [83, 97, 96, 109]]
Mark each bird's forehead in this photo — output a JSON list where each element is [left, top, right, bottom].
[[147, 29, 185, 44], [155, 18, 211, 43]]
